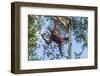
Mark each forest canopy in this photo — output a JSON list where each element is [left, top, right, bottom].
[[28, 15, 88, 60]]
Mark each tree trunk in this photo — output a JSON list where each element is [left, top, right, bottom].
[[67, 25, 72, 59]]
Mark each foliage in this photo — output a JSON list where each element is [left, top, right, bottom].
[[72, 17, 88, 50], [28, 15, 42, 60], [28, 15, 38, 50], [72, 17, 88, 58]]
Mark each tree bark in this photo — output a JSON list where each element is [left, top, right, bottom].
[[67, 24, 72, 59]]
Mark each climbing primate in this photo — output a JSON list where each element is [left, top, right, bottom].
[[41, 18, 69, 56]]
